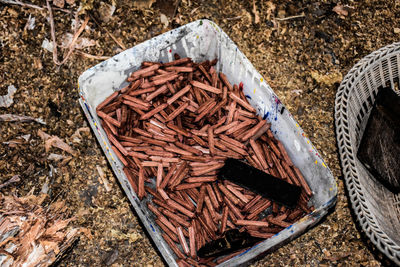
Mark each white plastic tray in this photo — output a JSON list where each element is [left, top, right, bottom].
[[78, 19, 337, 266]]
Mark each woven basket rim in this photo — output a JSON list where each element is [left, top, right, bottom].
[[335, 41, 400, 265]]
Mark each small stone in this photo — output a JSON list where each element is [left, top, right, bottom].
[[160, 13, 169, 28], [41, 39, 54, 53], [394, 27, 400, 34]]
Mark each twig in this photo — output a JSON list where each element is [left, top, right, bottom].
[[0, 114, 46, 124], [76, 50, 111, 60], [0, 175, 20, 190], [1, 0, 43, 10], [89, 13, 126, 50], [47, 0, 60, 65], [275, 14, 305, 21], [172, 0, 182, 19], [0, 0, 71, 13], [46, 0, 89, 66], [226, 16, 242, 21], [252, 0, 260, 24], [190, 7, 199, 15], [45, 188, 66, 211]]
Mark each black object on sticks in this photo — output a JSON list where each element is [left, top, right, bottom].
[[197, 229, 262, 258], [218, 158, 301, 208]]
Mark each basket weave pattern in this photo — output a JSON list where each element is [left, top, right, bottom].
[[335, 42, 400, 264]]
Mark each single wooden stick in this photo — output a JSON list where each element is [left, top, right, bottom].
[[131, 64, 160, 78], [226, 184, 250, 204], [293, 166, 312, 196], [97, 91, 119, 111], [241, 120, 267, 141], [229, 92, 256, 113], [166, 101, 190, 122], [162, 233, 185, 259], [167, 85, 191, 105], [267, 216, 291, 228], [220, 205, 229, 234], [138, 168, 145, 199], [188, 224, 197, 258], [175, 182, 202, 190], [161, 209, 190, 228], [196, 185, 206, 214], [191, 80, 222, 94], [156, 220, 179, 242], [167, 199, 195, 218], [235, 219, 269, 227]]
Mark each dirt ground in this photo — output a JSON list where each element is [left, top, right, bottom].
[[1, 0, 399, 266]]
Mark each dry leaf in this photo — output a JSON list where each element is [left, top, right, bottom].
[[48, 153, 66, 161], [16, 218, 45, 257], [126, 232, 141, 243], [49, 200, 67, 213], [60, 156, 73, 166], [0, 193, 80, 266], [38, 129, 51, 141], [332, 4, 355, 16], [53, 0, 65, 8], [46, 137, 76, 155], [252, 0, 260, 24], [0, 114, 45, 124], [71, 127, 90, 143], [40, 240, 60, 254], [27, 195, 47, 207], [98, 1, 116, 23], [97, 165, 112, 192], [61, 33, 96, 49], [38, 130, 77, 156], [311, 70, 343, 86], [45, 218, 74, 236]]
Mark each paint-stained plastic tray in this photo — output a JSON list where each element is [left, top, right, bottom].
[[78, 20, 337, 266]]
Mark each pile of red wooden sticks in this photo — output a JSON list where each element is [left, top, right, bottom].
[[96, 55, 313, 266]]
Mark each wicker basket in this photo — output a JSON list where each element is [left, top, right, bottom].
[[335, 42, 400, 265]]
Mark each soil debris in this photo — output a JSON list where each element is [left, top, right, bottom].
[[0, 193, 79, 267], [0, 0, 398, 266]]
